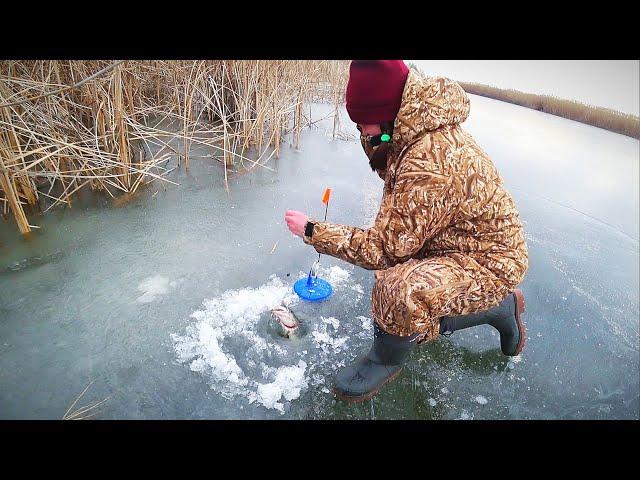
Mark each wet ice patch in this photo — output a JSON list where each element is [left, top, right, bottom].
[[137, 275, 171, 303]]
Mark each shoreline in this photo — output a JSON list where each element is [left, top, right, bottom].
[[458, 81, 640, 140]]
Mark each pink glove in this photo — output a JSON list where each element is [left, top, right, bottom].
[[285, 210, 309, 238]]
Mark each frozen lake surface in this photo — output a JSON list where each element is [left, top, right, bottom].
[[0, 98, 638, 419]]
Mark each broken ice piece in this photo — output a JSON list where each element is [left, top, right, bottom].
[[474, 395, 488, 405]]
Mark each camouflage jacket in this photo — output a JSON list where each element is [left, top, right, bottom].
[[303, 71, 528, 285]]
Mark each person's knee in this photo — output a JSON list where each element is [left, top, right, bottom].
[[372, 264, 418, 334]]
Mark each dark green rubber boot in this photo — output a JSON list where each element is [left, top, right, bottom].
[[439, 289, 526, 356], [333, 323, 418, 403]]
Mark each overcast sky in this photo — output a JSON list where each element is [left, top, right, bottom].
[[408, 60, 639, 116]]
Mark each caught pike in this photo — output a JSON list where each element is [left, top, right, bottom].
[[271, 304, 300, 339]]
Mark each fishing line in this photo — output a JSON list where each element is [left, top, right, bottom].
[[294, 187, 333, 301], [310, 193, 330, 278]]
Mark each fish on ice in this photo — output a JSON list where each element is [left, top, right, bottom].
[[271, 304, 300, 339]]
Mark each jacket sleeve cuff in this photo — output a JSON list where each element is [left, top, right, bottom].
[[302, 219, 318, 245]]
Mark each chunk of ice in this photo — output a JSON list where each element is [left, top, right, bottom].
[[137, 275, 170, 303], [459, 410, 473, 420], [322, 316, 340, 330], [255, 361, 308, 413], [357, 316, 373, 331]]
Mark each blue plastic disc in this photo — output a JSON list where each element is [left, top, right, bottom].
[[293, 276, 333, 301]]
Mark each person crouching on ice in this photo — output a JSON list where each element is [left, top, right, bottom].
[[284, 60, 529, 403]]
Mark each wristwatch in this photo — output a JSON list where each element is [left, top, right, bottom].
[[304, 221, 315, 238]]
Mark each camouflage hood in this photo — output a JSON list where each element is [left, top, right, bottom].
[[392, 71, 471, 149]]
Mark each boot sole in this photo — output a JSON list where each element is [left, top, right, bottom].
[[332, 368, 403, 404], [512, 288, 526, 356]]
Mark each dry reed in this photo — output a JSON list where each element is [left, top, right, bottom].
[[0, 60, 350, 235], [62, 380, 110, 420]]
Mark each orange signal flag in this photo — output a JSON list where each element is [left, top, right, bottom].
[[322, 188, 332, 205]]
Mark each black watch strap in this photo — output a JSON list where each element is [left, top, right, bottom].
[[305, 221, 315, 238]]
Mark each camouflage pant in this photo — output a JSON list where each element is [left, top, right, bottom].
[[371, 252, 524, 341]]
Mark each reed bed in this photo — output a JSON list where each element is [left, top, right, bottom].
[[0, 60, 350, 235], [458, 81, 640, 140]]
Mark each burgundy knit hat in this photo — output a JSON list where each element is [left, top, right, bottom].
[[345, 60, 410, 124]]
